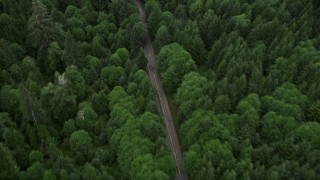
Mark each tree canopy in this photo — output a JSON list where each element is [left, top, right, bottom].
[[0, 0, 320, 179]]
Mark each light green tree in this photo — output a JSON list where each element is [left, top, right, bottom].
[[157, 43, 196, 93], [175, 72, 213, 117]]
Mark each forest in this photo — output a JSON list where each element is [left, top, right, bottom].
[[0, 0, 320, 179]]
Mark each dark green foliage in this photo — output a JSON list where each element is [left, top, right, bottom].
[[29, 150, 44, 164], [47, 42, 64, 74], [154, 25, 172, 53], [64, 65, 86, 100], [174, 20, 207, 65], [145, 0, 162, 38], [90, 90, 109, 116], [109, 0, 135, 25], [0, 144, 19, 179], [1, 0, 320, 179], [20, 86, 47, 125], [27, 0, 61, 51], [41, 83, 77, 124], [130, 21, 147, 47], [156, 0, 320, 179], [0, 0, 31, 44], [0, 39, 25, 70], [91, 34, 109, 59], [100, 66, 125, 89], [0, 85, 21, 120], [214, 95, 231, 114], [307, 100, 320, 122]]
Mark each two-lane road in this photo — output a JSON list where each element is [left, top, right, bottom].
[[135, 1, 188, 180]]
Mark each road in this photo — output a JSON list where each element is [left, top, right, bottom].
[[135, 1, 188, 180]]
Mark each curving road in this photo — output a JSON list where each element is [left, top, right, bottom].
[[135, 1, 188, 180]]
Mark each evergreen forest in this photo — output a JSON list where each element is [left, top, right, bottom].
[[0, 0, 320, 179]]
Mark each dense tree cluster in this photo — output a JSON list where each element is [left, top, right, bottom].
[[1, 0, 320, 179], [0, 0, 174, 179], [151, 0, 320, 179]]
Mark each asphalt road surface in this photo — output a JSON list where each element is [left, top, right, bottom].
[[135, 1, 188, 180]]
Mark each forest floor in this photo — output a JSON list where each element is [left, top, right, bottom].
[[135, 1, 188, 179]]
